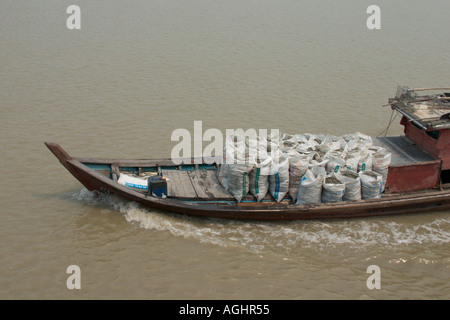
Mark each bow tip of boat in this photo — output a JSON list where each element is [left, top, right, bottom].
[[44, 141, 72, 162]]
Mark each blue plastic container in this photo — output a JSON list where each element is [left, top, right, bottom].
[[148, 176, 167, 197]]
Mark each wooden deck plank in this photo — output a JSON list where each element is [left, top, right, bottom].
[[163, 170, 185, 198], [186, 171, 210, 199], [162, 170, 197, 198], [187, 170, 233, 199], [162, 171, 177, 197], [204, 171, 235, 199], [162, 170, 180, 197]]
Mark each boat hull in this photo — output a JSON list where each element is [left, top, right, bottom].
[[45, 142, 450, 221]]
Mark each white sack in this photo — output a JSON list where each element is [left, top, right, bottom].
[[269, 154, 290, 202], [359, 170, 383, 199], [249, 157, 271, 202], [295, 166, 326, 205], [288, 153, 309, 202], [340, 169, 362, 201], [322, 172, 346, 203]]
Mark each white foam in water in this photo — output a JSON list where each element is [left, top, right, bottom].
[[73, 188, 450, 253]]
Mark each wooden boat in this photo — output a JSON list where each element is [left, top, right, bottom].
[[45, 86, 450, 221]]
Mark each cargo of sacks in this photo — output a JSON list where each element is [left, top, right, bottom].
[[217, 134, 254, 202], [218, 131, 391, 204]]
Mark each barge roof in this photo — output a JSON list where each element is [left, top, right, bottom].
[[389, 86, 450, 131], [373, 136, 439, 167]]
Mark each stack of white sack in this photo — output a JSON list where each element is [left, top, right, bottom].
[[248, 134, 279, 202], [218, 134, 253, 202], [218, 131, 391, 203], [370, 146, 392, 192], [249, 134, 291, 203], [287, 152, 310, 202], [249, 157, 271, 202], [268, 153, 290, 202], [275, 132, 382, 204]]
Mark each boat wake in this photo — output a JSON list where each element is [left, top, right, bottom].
[[73, 188, 450, 254]]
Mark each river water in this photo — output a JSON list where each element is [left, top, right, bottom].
[[1, 0, 449, 300]]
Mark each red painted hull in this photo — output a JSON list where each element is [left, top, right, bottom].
[[385, 162, 440, 193], [401, 116, 450, 170]]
